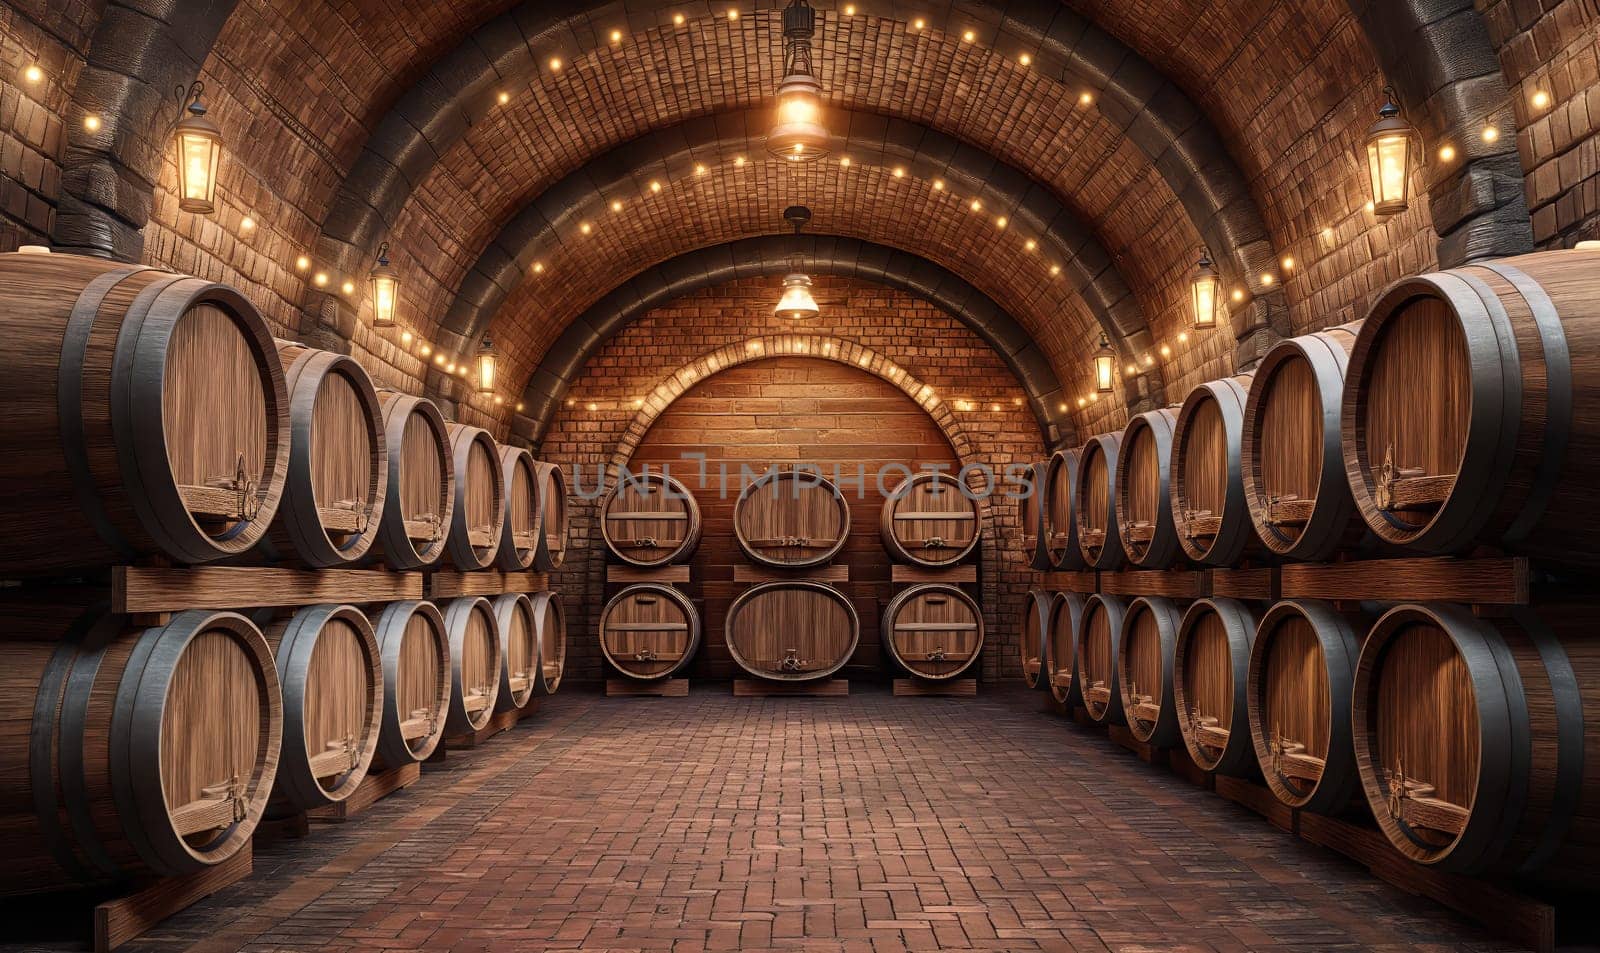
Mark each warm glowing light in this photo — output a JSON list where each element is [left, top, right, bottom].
[[1049, 264, 1061, 276], [1439, 145, 1456, 162], [1159, 344, 1172, 358], [495, 395, 505, 406], [1365, 200, 1376, 213], [969, 199, 982, 212], [587, 401, 599, 411], [401, 331, 413, 345], [1024, 239, 1036, 252], [1143, 354, 1154, 366], [1231, 288, 1245, 303], [1093, 333, 1115, 394], [839, 156, 851, 167], [516, 402, 525, 412], [727, 8, 738, 19], [341, 280, 356, 295], [369, 242, 399, 327], [774, 273, 820, 320], [650, 180, 662, 193], [748, 340, 762, 351], [435, 354, 446, 366], [23, 65, 42, 84], [84, 114, 101, 131], [611, 199, 623, 212], [844, 4, 855, 13], [1365, 87, 1415, 215], [295, 255, 311, 271], [1177, 331, 1189, 343], [932, 179, 944, 191], [913, 18, 925, 30], [695, 163, 708, 175], [532, 261, 544, 274], [1321, 226, 1335, 241], [1282, 256, 1295, 271], [893, 166, 905, 177], [476, 337, 497, 395], [1532, 90, 1550, 109], [962, 30, 976, 42], [610, 29, 623, 43], [1261, 273, 1275, 286], [1075, 398, 1086, 409], [498, 91, 510, 105], [1190, 249, 1220, 330], [580, 222, 593, 235], [1019, 53, 1032, 66], [674, 13, 686, 25], [1125, 363, 1137, 376], [1482, 126, 1499, 143], [734, 155, 746, 167], [1079, 92, 1094, 106], [313, 272, 329, 287], [420, 344, 431, 357], [446, 362, 456, 374], [240, 216, 255, 231], [995, 216, 1008, 229]]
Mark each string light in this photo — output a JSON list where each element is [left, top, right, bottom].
[[1439, 145, 1456, 162], [498, 91, 510, 105], [1282, 256, 1295, 271], [295, 255, 311, 271], [1532, 90, 1550, 110], [516, 402, 525, 412], [844, 4, 855, 13], [995, 216, 1008, 229], [240, 216, 255, 231], [313, 272, 329, 287], [548, 57, 562, 71], [1079, 92, 1094, 106], [932, 179, 944, 191], [341, 280, 355, 295], [532, 261, 545, 274], [1024, 239, 1037, 252], [674, 13, 685, 26], [1019, 53, 1031, 66], [401, 331, 414, 345], [649, 180, 662, 193], [611, 199, 624, 212], [962, 30, 976, 42], [912, 18, 925, 30], [610, 29, 623, 43], [83, 114, 101, 131], [893, 166, 905, 177], [580, 222, 593, 235], [24, 64, 43, 84], [1482, 126, 1500, 143]]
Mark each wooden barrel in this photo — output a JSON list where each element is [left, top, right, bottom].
[[494, 445, 541, 571], [440, 597, 502, 735], [1044, 449, 1085, 570], [1117, 596, 1184, 747], [1115, 408, 1181, 568], [1075, 593, 1129, 724], [1074, 434, 1125, 569], [1173, 598, 1258, 776], [1020, 589, 1053, 689], [725, 581, 859, 681], [530, 590, 566, 695], [1352, 603, 1600, 886], [261, 604, 381, 815], [880, 473, 980, 567], [1247, 599, 1364, 813], [491, 593, 538, 712], [371, 392, 454, 570], [444, 425, 505, 571], [1171, 374, 1258, 566], [0, 251, 290, 574], [599, 583, 702, 681], [881, 583, 984, 680], [734, 469, 851, 568], [0, 609, 281, 895], [532, 461, 568, 570], [261, 341, 387, 567], [1046, 591, 1087, 705], [371, 600, 450, 767], [1343, 250, 1600, 569], [600, 471, 702, 567], [1242, 323, 1365, 561], [1020, 462, 1052, 571]]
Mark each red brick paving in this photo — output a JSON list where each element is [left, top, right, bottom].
[[18, 687, 1520, 952]]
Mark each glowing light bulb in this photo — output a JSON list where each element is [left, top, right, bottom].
[[24, 65, 43, 84]]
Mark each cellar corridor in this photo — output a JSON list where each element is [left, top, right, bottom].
[[5, 690, 1512, 953]]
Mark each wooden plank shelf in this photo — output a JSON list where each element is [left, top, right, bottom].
[[94, 845, 254, 953], [893, 677, 976, 697], [428, 569, 549, 599], [1035, 570, 1097, 591], [606, 678, 690, 697], [1100, 569, 1206, 599], [306, 761, 421, 822], [891, 563, 977, 584], [607, 564, 691, 584], [732, 564, 849, 583], [1209, 566, 1277, 601], [113, 566, 422, 615], [733, 678, 848, 697]]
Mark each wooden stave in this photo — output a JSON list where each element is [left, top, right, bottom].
[[599, 471, 703, 568], [493, 445, 541, 571], [1021, 462, 1052, 571], [1074, 433, 1126, 570], [1045, 449, 1086, 571], [1170, 375, 1260, 566], [1115, 408, 1182, 569], [1241, 324, 1367, 561], [1173, 597, 1259, 776], [441, 597, 503, 734], [261, 343, 388, 568], [444, 424, 506, 571], [1118, 596, 1185, 747], [490, 593, 538, 711], [879, 472, 981, 568], [1342, 251, 1599, 569], [1046, 591, 1087, 706], [599, 583, 702, 681], [262, 604, 382, 814], [0, 253, 291, 574], [1075, 593, 1130, 725], [880, 583, 984, 680], [723, 580, 860, 682], [1020, 589, 1053, 689], [530, 590, 566, 695], [0, 609, 281, 896], [371, 600, 450, 766], [733, 470, 852, 569], [370, 392, 455, 570], [1351, 602, 1600, 886], [1246, 599, 1365, 814], [532, 461, 569, 570]]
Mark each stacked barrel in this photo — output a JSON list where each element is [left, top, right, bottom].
[[0, 250, 569, 897], [1022, 246, 1600, 892], [879, 473, 984, 686], [597, 471, 704, 685]]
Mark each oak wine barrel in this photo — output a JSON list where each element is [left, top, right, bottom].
[[600, 583, 702, 681], [0, 250, 290, 573], [880, 473, 980, 567], [1075, 593, 1129, 725], [1074, 434, 1125, 570], [530, 590, 566, 695], [261, 604, 382, 815], [1115, 408, 1181, 569], [0, 609, 281, 895], [725, 581, 859, 681], [1020, 462, 1052, 571], [494, 445, 541, 571], [1353, 603, 1600, 887], [371, 600, 450, 767], [734, 469, 852, 568], [1343, 250, 1600, 569], [441, 597, 502, 734], [444, 424, 505, 571], [1173, 598, 1258, 776], [370, 392, 454, 570], [260, 341, 387, 567], [532, 461, 569, 570], [491, 593, 538, 712], [1046, 591, 1087, 706], [1247, 599, 1364, 814], [600, 470, 702, 567], [1020, 589, 1053, 689], [1044, 449, 1086, 570], [881, 583, 984, 680], [1117, 596, 1184, 748], [1171, 374, 1259, 566], [1242, 324, 1366, 561]]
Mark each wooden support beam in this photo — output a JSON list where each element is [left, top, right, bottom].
[[891, 563, 977, 583], [113, 566, 422, 614], [607, 564, 691, 584], [733, 678, 848, 697], [428, 569, 549, 599], [95, 846, 254, 953], [732, 565, 849, 583], [1210, 567, 1277, 601], [1100, 569, 1206, 599], [307, 761, 421, 822], [607, 678, 689, 697], [893, 678, 977, 697], [1278, 556, 1528, 605]]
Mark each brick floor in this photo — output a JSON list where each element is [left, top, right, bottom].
[[7, 687, 1517, 952]]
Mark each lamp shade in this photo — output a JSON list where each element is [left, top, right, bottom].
[[774, 273, 820, 320], [1190, 250, 1221, 330], [173, 89, 222, 214], [369, 242, 399, 328], [1094, 333, 1116, 394], [1365, 89, 1415, 215], [476, 337, 497, 394]]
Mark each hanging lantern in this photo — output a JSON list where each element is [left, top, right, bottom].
[[775, 274, 820, 320], [1190, 248, 1221, 330], [172, 82, 223, 214], [476, 336, 497, 394], [1093, 333, 1116, 394], [767, 0, 829, 161], [1365, 85, 1416, 216], [369, 242, 400, 328]]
